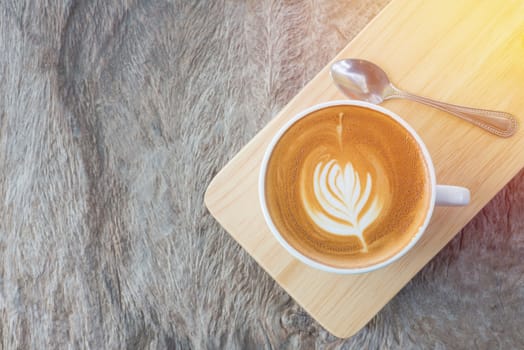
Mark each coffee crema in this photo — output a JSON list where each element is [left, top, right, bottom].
[[264, 105, 431, 269]]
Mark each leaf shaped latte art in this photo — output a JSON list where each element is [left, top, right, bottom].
[[301, 160, 382, 252]]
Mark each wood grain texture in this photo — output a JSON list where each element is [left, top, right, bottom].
[[2, 0, 524, 348], [206, 0, 524, 340]]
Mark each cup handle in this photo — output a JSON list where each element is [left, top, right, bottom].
[[435, 185, 470, 206]]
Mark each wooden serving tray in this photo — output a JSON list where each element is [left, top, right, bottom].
[[204, 0, 524, 338]]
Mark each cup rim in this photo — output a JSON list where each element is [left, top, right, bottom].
[[259, 100, 437, 274]]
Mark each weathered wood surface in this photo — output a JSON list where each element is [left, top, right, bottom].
[[1, 1, 523, 348]]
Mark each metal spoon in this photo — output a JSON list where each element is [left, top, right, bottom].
[[330, 59, 517, 137]]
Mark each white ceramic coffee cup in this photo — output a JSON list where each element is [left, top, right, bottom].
[[259, 100, 470, 274]]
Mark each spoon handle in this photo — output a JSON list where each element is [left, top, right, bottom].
[[389, 87, 517, 138]]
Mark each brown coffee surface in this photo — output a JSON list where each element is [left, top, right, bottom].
[[264, 105, 431, 269]]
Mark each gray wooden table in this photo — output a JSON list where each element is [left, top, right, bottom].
[[1, 1, 523, 348]]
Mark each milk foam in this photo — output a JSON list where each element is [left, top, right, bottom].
[[301, 160, 382, 252]]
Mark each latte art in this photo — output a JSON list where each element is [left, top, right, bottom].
[[264, 105, 431, 269], [302, 160, 382, 252]]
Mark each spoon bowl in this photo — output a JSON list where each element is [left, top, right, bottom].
[[331, 59, 391, 104]]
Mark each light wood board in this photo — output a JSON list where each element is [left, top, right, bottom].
[[204, 0, 524, 338]]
